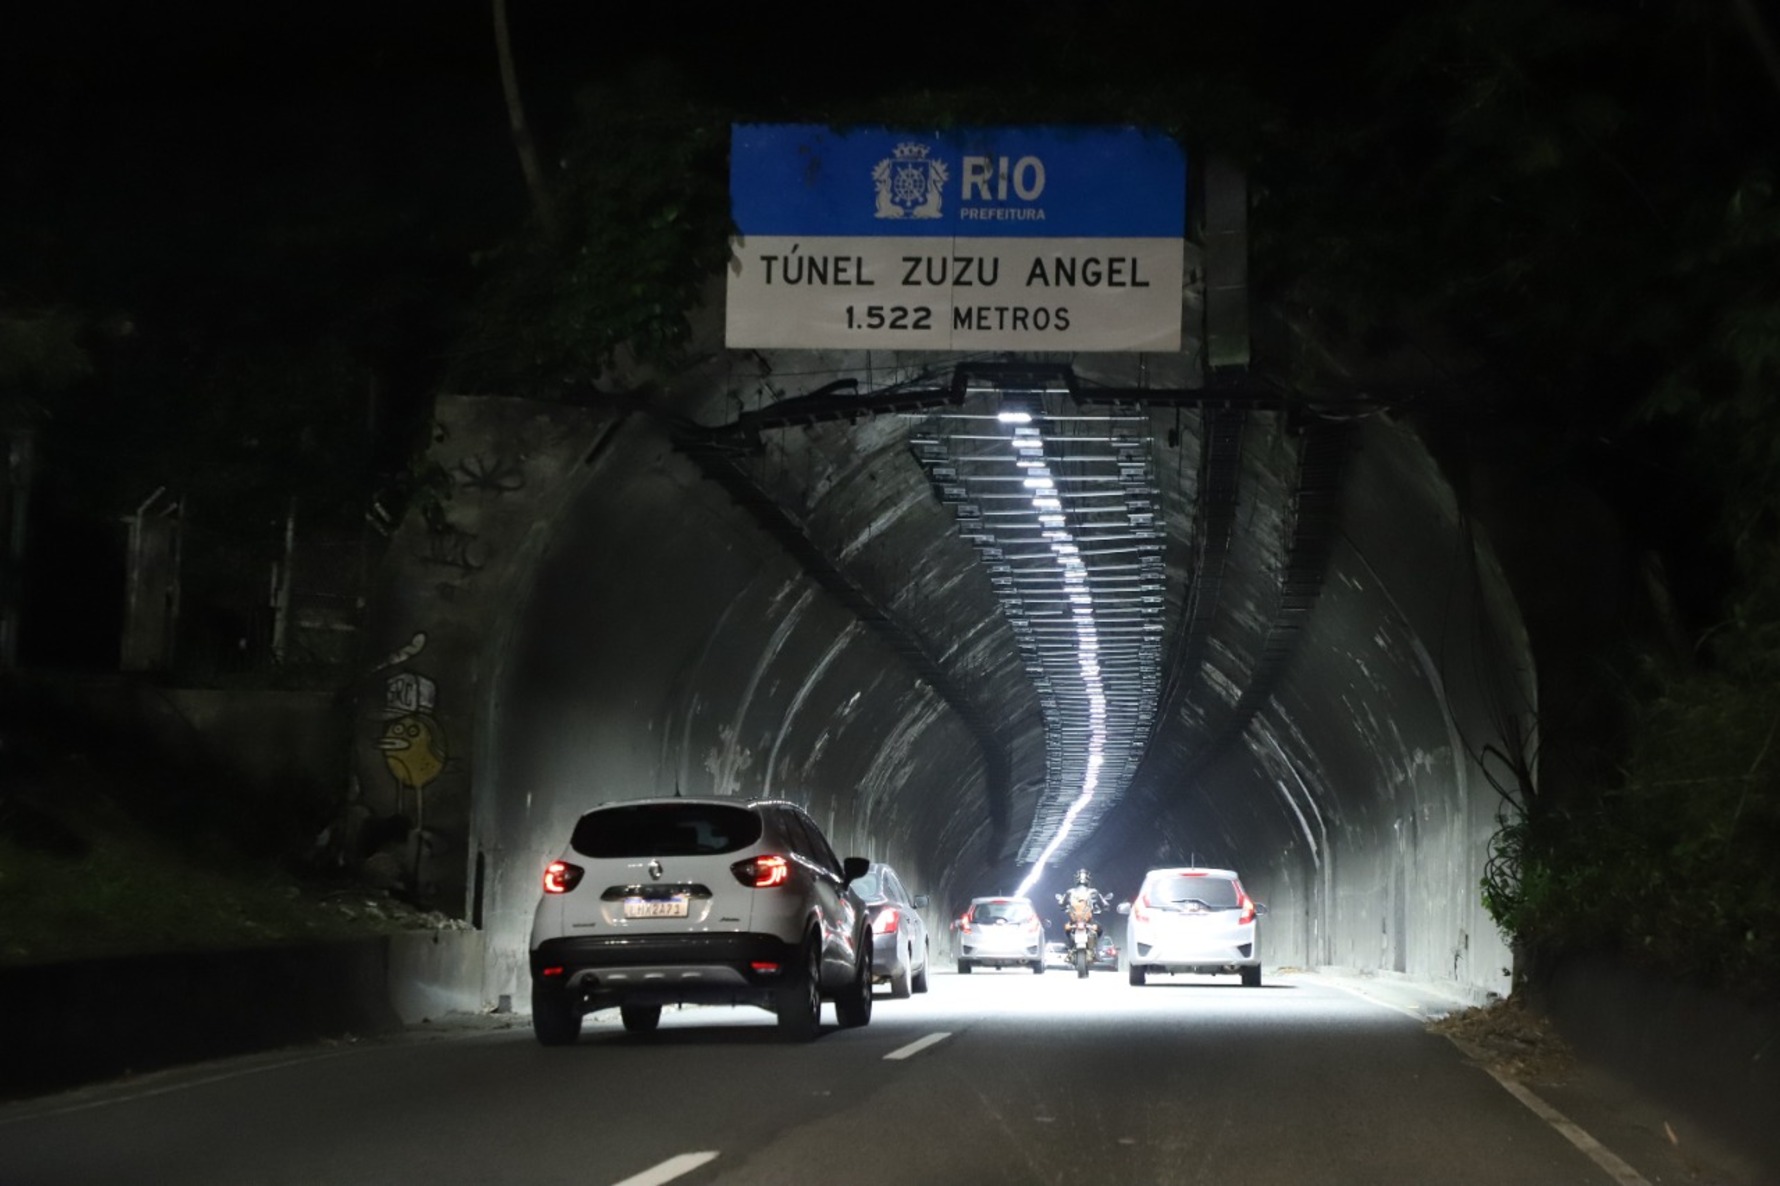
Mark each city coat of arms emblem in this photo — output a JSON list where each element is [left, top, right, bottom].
[[873, 142, 948, 219]]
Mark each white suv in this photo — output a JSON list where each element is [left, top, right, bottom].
[[528, 797, 875, 1043], [1119, 867, 1268, 987]]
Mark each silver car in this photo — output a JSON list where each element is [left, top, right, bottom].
[[852, 862, 931, 998], [1120, 866, 1268, 986], [957, 895, 1046, 974]]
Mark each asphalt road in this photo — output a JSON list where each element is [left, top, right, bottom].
[[0, 969, 1739, 1186]]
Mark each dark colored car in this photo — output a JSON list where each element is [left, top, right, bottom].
[[851, 861, 932, 998], [1093, 932, 1120, 971]]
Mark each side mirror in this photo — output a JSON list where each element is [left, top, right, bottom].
[[1116, 902, 1131, 915], [1255, 902, 1270, 917], [842, 856, 871, 883], [913, 894, 930, 909]]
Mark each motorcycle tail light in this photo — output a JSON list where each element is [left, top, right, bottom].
[[542, 861, 584, 894], [731, 854, 791, 888], [873, 908, 901, 935]]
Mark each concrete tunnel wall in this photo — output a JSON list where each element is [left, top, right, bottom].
[[1077, 413, 1527, 993], [355, 357, 1528, 1012]]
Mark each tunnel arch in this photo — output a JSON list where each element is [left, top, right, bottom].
[[355, 341, 1532, 1009]]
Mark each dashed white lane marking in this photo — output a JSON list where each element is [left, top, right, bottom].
[[1310, 974, 1650, 1185], [884, 1031, 951, 1061], [1485, 1072, 1651, 1186], [609, 1151, 719, 1186]]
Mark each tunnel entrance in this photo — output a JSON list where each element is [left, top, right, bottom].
[[354, 348, 1530, 1008]]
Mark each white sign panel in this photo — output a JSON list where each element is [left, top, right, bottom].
[[726, 126, 1187, 353]]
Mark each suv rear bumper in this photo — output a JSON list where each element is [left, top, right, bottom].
[[531, 933, 800, 1009]]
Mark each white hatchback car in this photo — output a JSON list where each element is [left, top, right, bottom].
[[1120, 867, 1268, 987], [528, 797, 875, 1043], [956, 895, 1047, 973]]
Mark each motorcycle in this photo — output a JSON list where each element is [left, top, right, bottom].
[[1057, 887, 1103, 979], [1064, 918, 1097, 978]]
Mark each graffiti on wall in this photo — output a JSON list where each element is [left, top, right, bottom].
[[350, 632, 454, 900], [379, 669, 448, 801], [456, 451, 527, 494], [419, 502, 489, 573]]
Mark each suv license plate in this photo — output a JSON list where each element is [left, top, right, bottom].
[[624, 897, 689, 919]]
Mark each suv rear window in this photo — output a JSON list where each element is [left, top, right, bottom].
[[570, 803, 762, 858], [1148, 875, 1240, 909], [970, 900, 1034, 924]]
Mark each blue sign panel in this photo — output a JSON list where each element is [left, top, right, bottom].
[[726, 124, 1188, 351], [730, 124, 1187, 239]]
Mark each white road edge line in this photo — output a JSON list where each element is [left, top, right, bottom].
[[1303, 972, 1427, 1021], [1314, 975, 1650, 1185], [609, 1151, 720, 1186], [884, 1031, 952, 1061], [0, 1048, 369, 1125], [1485, 1070, 1651, 1186]]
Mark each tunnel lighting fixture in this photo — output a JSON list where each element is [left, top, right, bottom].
[[913, 388, 1167, 886]]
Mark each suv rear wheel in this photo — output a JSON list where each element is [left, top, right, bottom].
[[1128, 962, 1147, 986], [532, 982, 581, 1046], [776, 933, 822, 1042]]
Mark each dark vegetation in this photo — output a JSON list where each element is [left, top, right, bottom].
[[1, 1, 1776, 992], [0, 693, 449, 965]]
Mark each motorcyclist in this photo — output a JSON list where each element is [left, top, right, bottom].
[[1056, 867, 1108, 945]]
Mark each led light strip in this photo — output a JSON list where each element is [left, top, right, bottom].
[[910, 396, 1166, 891]]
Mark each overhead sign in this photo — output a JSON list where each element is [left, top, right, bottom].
[[726, 124, 1186, 353]]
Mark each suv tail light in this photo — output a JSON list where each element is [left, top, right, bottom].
[[959, 914, 973, 934], [542, 860, 584, 895], [731, 854, 791, 888], [1237, 890, 1257, 926], [1024, 914, 1041, 934], [873, 908, 901, 935]]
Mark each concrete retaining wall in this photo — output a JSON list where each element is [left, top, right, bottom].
[[0, 931, 484, 1101]]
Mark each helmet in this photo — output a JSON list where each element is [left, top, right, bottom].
[[1074, 868, 1092, 886]]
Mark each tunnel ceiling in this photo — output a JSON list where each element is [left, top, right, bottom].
[[666, 352, 1358, 877]]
